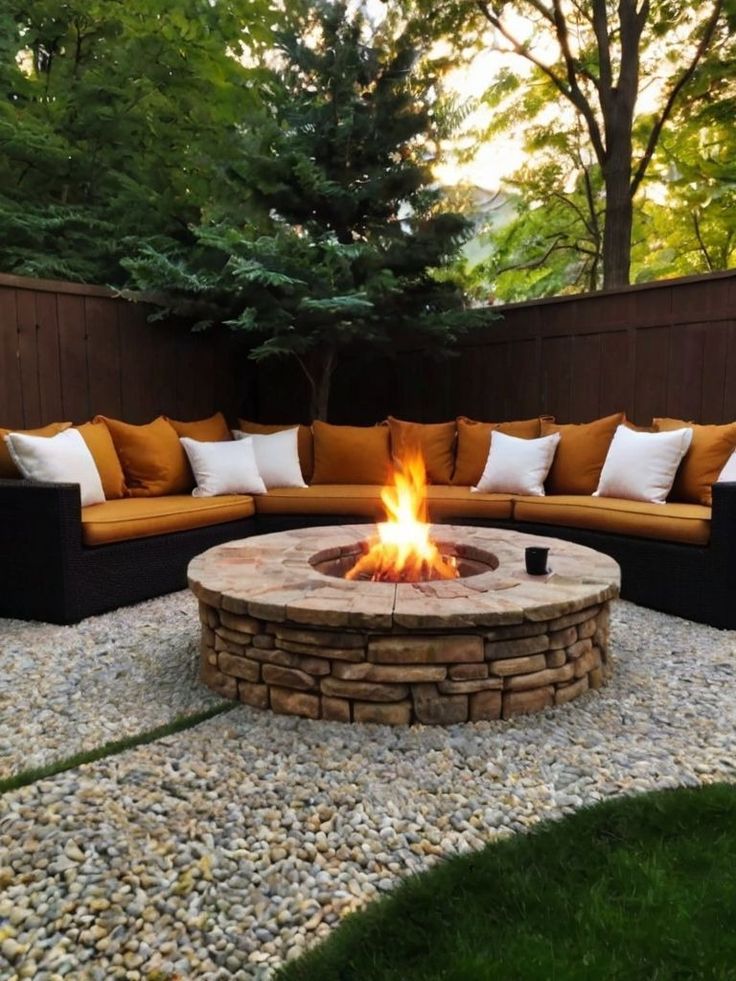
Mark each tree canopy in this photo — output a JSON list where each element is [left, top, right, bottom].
[[122, 1, 483, 419], [0, 0, 270, 282], [0, 0, 734, 306], [449, 0, 735, 297]]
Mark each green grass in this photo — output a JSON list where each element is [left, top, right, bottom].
[[278, 783, 736, 981], [0, 701, 235, 795]]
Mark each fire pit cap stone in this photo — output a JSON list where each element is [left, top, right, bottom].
[[188, 525, 620, 629]]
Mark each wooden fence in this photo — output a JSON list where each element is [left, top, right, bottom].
[[2, 269, 736, 430], [0, 273, 248, 428], [256, 268, 736, 427]]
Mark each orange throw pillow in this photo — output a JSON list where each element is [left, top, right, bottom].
[[0, 422, 71, 478], [452, 416, 546, 486], [388, 417, 456, 484], [96, 415, 192, 497], [166, 412, 231, 442], [76, 421, 127, 499], [541, 413, 623, 495], [312, 421, 392, 485], [238, 420, 314, 483], [654, 417, 736, 506]]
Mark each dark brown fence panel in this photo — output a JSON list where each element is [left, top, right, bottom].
[[57, 293, 89, 424], [0, 287, 21, 427], [3, 269, 736, 431], [320, 270, 736, 427], [0, 273, 245, 428]]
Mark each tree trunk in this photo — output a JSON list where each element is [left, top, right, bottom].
[[601, 168, 633, 289], [310, 366, 332, 421], [299, 347, 336, 421], [601, 109, 634, 289]]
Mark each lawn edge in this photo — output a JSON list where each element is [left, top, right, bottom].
[[0, 701, 236, 795]]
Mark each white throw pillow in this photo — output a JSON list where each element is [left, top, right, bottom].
[[5, 428, 105, 506], [231, 427, 306, 489], [180, 437, 267, 497], [718, 450, 736, 483], [595, 424, 693, 504], [473, 430, 561, 496]]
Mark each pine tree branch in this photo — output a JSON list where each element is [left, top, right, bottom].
[[631, 0, 723, 197]]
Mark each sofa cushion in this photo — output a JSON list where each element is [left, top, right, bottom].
[[81, 495, 255, 546], [452, 416, 546, 486], [166, 411, 232, 442], [541, 413, 623, 495], [238, 420, 314, 482], [254, 484, 514, 521], [311, 421, 391, 485], [7, 428, 105, 507], [595, 425, 692, 504], [0, 422, 71, 478], [388, 417, 456, 484], [97, 415, 193, 497], [76, 421, 127, 499], [654, 417, 736, 506], [426, 486, 514, 521], [513, 495, 710, 546], [255, 484, 385, 517]]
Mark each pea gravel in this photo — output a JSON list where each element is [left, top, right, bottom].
[[0, 592, 220, 780], [0, 597, 735, 979]]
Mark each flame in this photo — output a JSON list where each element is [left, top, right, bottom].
[[345, 452, 459, 583]]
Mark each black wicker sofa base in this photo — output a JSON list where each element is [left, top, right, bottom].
[[2, 479, 736, 629]]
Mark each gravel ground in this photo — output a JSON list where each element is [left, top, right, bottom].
[[0, 592, 221, 779], [1, 599, 735, 979]]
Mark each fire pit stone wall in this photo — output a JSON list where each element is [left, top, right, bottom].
[[190, 526, 620, 725]]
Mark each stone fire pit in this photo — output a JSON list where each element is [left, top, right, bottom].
[[189, 525, 620, 725]]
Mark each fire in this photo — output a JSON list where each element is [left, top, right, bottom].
[[346, 452, 459, 583]]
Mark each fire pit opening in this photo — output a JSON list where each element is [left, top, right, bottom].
[[310, 541, 499, 581], [310, 451, 502, 582]]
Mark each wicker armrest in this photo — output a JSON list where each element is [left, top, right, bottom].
[[0, 478, 82, 548], [0, 480, 83, 621], [710, 481, 736, 559]]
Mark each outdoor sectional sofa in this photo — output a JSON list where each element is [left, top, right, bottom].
[[2, 412, 736, 629]]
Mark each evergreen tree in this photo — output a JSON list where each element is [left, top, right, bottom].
[[123, 1, 482, 420]]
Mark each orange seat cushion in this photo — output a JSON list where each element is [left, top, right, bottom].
[[312, 421, 391, 485], [452, 416, 547, 486], [255, 485, 385, 518], [513, 495, 710, 546], [0, 422, 71, 478], [166, 411, 232, 442], [96, 415, 193, 497], [238, 420, 314, 483], [388, 417, 456, 484], [541, 413, 624, 495], [76, 421, 127, 499], [425, 486, 514, 521], [654, 417, 736, 506], [253, 484, 514, 521], [81, 495, 255, 546]]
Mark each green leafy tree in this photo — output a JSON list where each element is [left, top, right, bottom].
[[0, 0, 270, 282], [433, 0, 727, 291], [124, 1, 481, 420], [631, 27, 736, 280]]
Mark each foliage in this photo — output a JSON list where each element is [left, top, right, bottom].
[[278, 783, 736, 980], [443, 0, 730, 294], [123, 1, 484, 419], [0, 0, 271, 282]]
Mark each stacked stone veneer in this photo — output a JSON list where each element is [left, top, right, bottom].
[[198, 601, 611, 725]]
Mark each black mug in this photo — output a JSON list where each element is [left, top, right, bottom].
[[525, 546, 549, 576]]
